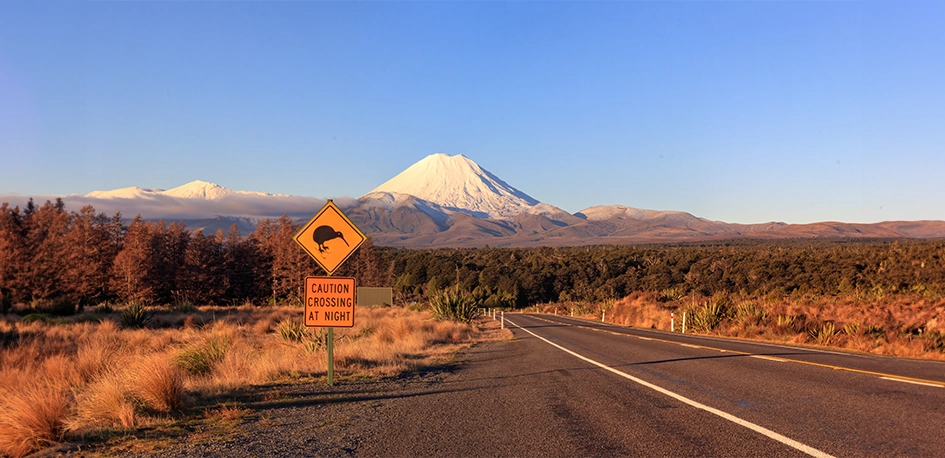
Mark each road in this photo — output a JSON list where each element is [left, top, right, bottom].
[[139, 313, 945, 457], [498, 314, 945, 457]]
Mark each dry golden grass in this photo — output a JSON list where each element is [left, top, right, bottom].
[[0, 304, 483, 457], [0, 382, 69, 458], [579, 292, 945, 361]]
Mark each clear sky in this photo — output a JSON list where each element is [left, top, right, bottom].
[[1, 0, 943, 224]]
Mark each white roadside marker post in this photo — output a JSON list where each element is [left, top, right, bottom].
[[671, 312, 675, 332]]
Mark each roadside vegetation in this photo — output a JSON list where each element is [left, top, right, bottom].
[[534, 291, 945, 360], [0, 303, 496, 457]]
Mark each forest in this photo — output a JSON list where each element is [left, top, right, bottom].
[[3, 199, 945, 314]]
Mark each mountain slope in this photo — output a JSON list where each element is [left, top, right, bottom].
[[369, 153, 568, 219], [63, 156, 945, 248]]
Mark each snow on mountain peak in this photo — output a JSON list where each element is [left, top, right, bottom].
[[85, 186, 164, 199], [368, 153, 549, 219], [86, 180, 287, 200], [164, 180, 233, 199]]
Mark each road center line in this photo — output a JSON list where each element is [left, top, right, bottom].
[[880, 376, 944, 388], [508, 318, 835, 458]]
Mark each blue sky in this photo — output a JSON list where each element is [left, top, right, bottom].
[[1, 0, 943, 224]]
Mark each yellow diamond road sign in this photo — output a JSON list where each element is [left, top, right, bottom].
[[294, 200, 366, 275]]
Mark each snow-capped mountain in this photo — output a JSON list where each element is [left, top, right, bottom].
[[85, 180, 287, 200], [367, 153, 568, 220], [85, 186, 165, 199], [25, 154, 944, 247]]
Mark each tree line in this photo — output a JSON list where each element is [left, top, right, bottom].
[[3, 199, 945, 314], [0, 199, 386, 313], [379, 238, 945, 307]]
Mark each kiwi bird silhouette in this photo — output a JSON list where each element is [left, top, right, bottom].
[[312, 225, 348, 253]]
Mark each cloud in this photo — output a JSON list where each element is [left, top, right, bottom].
[[0, 193, 362, 221]]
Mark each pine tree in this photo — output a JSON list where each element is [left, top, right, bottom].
[[111, 216, 158, 304], [0, 203, 25, 311], [23, 200, 72, 311], [62, 205, 120, 309]]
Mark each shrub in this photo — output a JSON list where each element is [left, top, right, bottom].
[[659, 288, 684, 302], [119, 303, 151, 329], [808, 322, 837, 346], [686, 300, 729, 333], [734, 301, 767, 326], [428, 287, 481, 323], [277, 318, 306, 343], [276, 319, 323, 353]]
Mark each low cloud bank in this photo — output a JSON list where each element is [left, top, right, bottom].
[[0, 193, 361, 221]]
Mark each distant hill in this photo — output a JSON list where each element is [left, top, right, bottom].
[[32, 153, 945, 246]]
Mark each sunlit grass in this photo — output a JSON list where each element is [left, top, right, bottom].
[[542, 291, 945, 360], [0, 304, 489, 457]]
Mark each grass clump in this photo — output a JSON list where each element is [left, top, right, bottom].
[[429, 287, 481, 324], [808, 322, 837, 346], [685, 299, 729, 333], [175, 334, 229, 376], [0, 383, 69, 458], [21, 313, 73, 325], [276, 318, 323, 353], [119, 303, 151, 329], [277, 318, 306, 343]]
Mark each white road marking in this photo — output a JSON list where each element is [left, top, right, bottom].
[[508, 318, 835, 458], [637, 336, 654, 341], [880, 377, 943, 388], [679, 343, 703, 349], [751, 355, 788, 362]]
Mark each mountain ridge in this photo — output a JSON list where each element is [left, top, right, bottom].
[[37, 154, 945, 247], [85, 180, 289, 200]]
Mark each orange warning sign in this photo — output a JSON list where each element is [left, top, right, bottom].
[[304, 276, 356, 327], [294, 200, 367, 275]]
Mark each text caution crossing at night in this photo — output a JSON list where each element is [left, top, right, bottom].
[[305, 276, 356, 327]]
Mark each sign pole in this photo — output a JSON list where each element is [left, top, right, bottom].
[[327, 326, 334, 386], [326, 270, 334, 387]]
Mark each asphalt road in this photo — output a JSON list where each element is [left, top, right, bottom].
[[136, 313, 945, 457], [498, 314, 945, 457]]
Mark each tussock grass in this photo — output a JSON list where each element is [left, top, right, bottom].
[[594, 292, 945, 360], [0, 382, 69, 458], [0, 304, 483, 456]]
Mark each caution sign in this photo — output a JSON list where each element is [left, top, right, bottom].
[[305, 277, 356, 327], [294, 200, 367, 275]]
